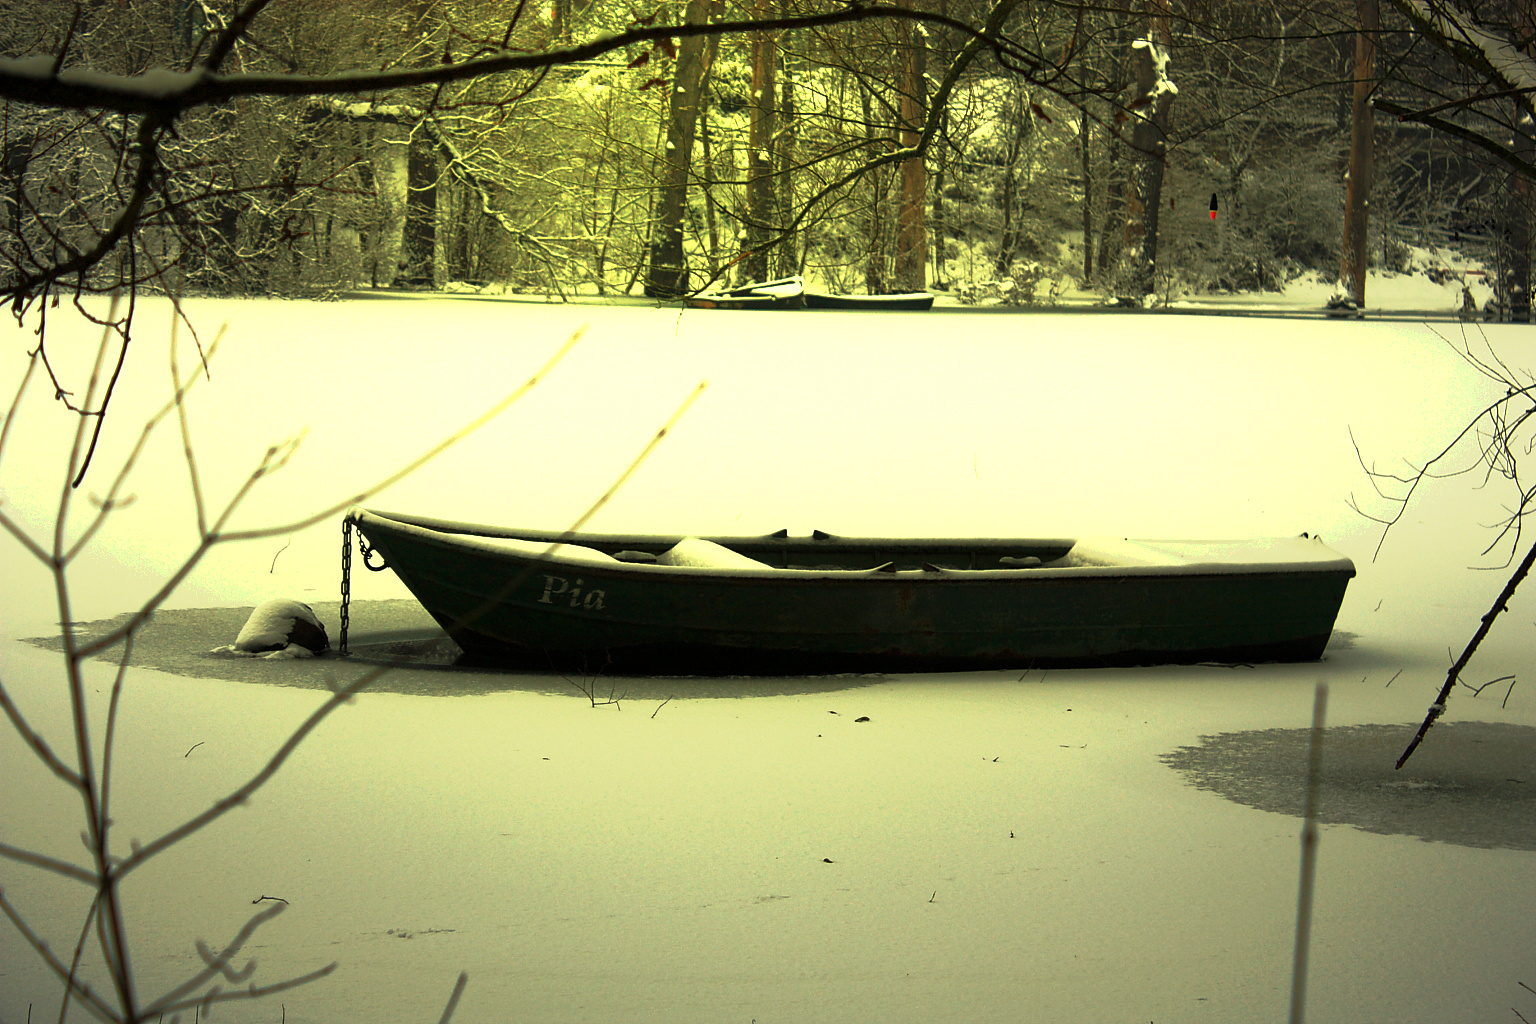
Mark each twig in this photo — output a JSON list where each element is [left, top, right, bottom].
[[650, 696, 674, 719], [141, 902, 330, 1016], [0, 889, 118, 1021], [436, 972, 469, 1024], [1460, 673, 1515, 697], [59, 892, 102, 1024], [0, 841, 96, 885], [184, 742, 204, 758]]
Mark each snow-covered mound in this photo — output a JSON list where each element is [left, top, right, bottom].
[[213, 598, 330, 659]]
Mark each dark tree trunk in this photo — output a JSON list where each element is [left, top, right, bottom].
[[775, 47, 798, 277], [742, 0, 777, 283], [403, 135, 438, 287], [645, 0, 716, 297], [894, 0, 928, 292], [1097, 136, 1125, 280], [1095, 16, 1132, 283], [1338, 0, 1378, 308], [860, 83, 888, 295], [1081, 106, 1094, 283], [1506, 142, 1533, 323], [700, 109, 721, 281], [1124, 0, 1175, 300], [1502, 0, 1535, 321], [994, 91, 1027, 278], [932, 106, 948, 289]]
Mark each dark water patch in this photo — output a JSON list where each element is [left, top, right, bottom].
[[1162, 722, 1536, 851], [21, 601, 879, 699]]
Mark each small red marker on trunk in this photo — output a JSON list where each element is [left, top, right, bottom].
[[1209, 193, 1218, 219]]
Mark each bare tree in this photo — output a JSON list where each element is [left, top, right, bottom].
[[1349, 326, 1536, 766]]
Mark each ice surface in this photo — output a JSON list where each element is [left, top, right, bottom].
[[2, 297, 1534, 1024]]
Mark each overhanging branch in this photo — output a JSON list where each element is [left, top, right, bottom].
[[1375, 98, 1536, 180], [0, 4, 1028, 116]]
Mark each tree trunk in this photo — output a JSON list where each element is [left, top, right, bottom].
[[1095, 16, 1132, 284], [1507, 130, 1533, 323], [932, 104, 948, 289], [742, 0, 777, 283], [775, 47, 798, 278], [645, 0, 716, 297], [1502, 0, 1535, 321], [1338, 0, 1379, 308], [403, 135, 437, 286], [1124, 0, 1175, 300], [860, 82, 888, 294], [1097, 132, 1125, 281], [1081, 106, 1094, 283], [995, 90, 1027, 278], [894, 0, 928, 293], [700, 109, 721, 280]]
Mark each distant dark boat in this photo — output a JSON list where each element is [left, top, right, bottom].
[[685, 276, 805, 310], [804, 291, 935, 311], [347, 508, 1356, 676]]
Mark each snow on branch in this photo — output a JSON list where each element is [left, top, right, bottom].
[[1391, 0, 1536, 109], [1130, 34, 1178, 107]]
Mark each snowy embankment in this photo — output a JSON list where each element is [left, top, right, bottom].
[[0, 297, 1532, 1024]]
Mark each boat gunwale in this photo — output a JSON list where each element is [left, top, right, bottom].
[[351, 508, 1358, 582]]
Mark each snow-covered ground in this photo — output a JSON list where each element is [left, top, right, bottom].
[[1, 296, 1533, 1023]]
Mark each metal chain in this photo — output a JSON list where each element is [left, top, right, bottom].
[[340, 516, 354, 657], [340, 513, 390, 658], [361, 533, 387, 571]]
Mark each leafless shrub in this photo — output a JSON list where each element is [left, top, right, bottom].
[[0, 308, 582, 1023], [1346, 324, 1536, 768]]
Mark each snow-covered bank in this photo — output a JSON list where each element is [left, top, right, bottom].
[[1, 297, 1533, 1023]]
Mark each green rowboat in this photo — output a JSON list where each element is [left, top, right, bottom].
[[347, 507, 1356, 675]]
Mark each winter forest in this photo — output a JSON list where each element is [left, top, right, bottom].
[[1, 0, 1534, 315], [7, 4, 1536, 1024]]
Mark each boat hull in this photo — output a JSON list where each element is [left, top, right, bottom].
[[803, 292, 935, 311], [349, 509, 1355, 675]]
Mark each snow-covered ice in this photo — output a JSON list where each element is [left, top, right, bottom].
[[1, 294, 1533, 1024]]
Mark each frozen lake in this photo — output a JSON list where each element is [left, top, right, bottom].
[[2, 296, 1534, 1023]]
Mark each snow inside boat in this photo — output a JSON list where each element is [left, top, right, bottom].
[[346, 508, 1356, 675]]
